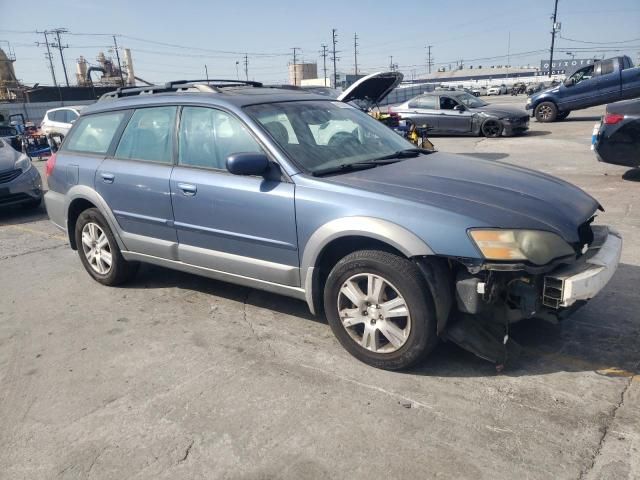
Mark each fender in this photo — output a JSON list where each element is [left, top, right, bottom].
[[65, 185, 127, 250], [301, 216, 434, 314]]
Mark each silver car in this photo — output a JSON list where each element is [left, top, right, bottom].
[[392, 91, 529, 137], [0, 138, 43, 208]]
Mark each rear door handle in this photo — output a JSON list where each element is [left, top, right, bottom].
[[178, 183, 197, 196], [100, 172, 115, 184]]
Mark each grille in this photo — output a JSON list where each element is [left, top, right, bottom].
[[0, 192, 31, 205], [542, 276, 564, 309], [0, 169, 21, 184]]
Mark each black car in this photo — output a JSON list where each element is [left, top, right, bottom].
[[392, 91, 529, 137], [593, 98, 640, 167]]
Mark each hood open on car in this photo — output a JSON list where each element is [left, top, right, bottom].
[[337, 71, 404, 108]]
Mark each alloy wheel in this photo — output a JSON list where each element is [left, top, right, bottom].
[[538, 105, 552, 120], [81, 222, 112, 275], [337, 273, 411, 353]]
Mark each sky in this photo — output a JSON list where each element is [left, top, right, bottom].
[[1, 0, 639, 86]]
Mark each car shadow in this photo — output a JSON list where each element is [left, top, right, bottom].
[[561, 115, 602, 122], [0, 202, 48, 225], [124, 261, 639, 378], [524, 130, 552, 137], [622, 168, 640, 182]]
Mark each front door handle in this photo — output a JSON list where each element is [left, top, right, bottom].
[[100, 172, 115, 184], [178, 183, 197, 196]]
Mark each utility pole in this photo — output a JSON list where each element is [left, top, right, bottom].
[[353, 33, 359, 76], [243, 54, 249, 81], [319, 44, 328, 86], [112, 35, 124, 86], [331, 29, 339, 88], [548, 0, 559, 78], [36, 31, 57, 86], [389, 56, 394, 71], [51, 28, 70, 87], [426, 45, 433, 74], [205, 64, 209, 81], [290, 47, 301, 85]]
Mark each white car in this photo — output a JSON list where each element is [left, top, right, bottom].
[[40, 106, 85, 139], [486, 85, 507, 96]]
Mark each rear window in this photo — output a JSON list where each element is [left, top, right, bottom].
[[64, 111, 126, 154]]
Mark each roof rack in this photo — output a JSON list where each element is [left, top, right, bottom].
[[99, 79, 264, 101]]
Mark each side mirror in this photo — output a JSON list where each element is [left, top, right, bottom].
[[226, 152, 270, 176], [453, 104, 465, 112]]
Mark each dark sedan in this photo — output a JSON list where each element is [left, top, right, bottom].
[[593, 98, 640, 168], [391, 91, 529, 137]]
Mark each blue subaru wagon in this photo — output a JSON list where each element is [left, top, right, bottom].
[[45, 79, 621, 370]]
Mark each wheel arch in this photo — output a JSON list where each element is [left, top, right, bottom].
[[65, 186, 126, 251], [301, 217, 434, 315]]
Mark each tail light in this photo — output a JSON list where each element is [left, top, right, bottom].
[[45, 152, 57, 178], [603, 113, 624, 125]]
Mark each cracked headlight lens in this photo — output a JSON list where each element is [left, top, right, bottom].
[[469, 229, 575, 265]]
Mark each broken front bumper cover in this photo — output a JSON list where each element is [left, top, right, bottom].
[[543, 231, 622, 308]]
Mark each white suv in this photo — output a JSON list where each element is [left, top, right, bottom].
[[41, 106, 85, 138]]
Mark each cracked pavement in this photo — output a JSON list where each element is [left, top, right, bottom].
[[0, 98, 638, 479]]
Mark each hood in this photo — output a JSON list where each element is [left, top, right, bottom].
[[337, 71, 404, 107], [473, 104, 528, 118], [529, 85, 559, 101], [326, 153, 600, 244], [0, 138, 23, 172]]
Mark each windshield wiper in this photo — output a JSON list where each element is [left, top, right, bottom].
[[311, 159, 400, 177], [373, 148, 431, 161]]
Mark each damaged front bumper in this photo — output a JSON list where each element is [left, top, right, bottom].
[[443, 226, 622, 367], [542, 230, 622, 309]]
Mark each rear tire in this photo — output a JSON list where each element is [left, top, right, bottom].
[[535, 102, 558, 122], [323, 250, 438, 370], [74, 208, 138, 286]]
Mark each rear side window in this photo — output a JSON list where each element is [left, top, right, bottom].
[[408, 96, 437, 109], [600, 60, 614, 76], [64, 111, 126, 154], [52, 110, 66, 122], [115, 106, 177, 164]]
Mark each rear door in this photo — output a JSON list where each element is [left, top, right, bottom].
[[95, 106, 178, 258], [438, 96, 473, 134], [170, 106, 299, 286], [405, 95, 440, 131]]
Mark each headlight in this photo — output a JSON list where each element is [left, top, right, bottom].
[[15, 154, 32, 173], [469, 229, 575, 265], [525, 98, 532, 107]]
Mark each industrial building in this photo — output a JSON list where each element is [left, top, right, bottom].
[[288, 62, 318, 86]]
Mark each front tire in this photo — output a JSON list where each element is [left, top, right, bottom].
[[323, 250, 438, 370], [481, 118, 504, 138], [74, 208, 138, 286], [535, 101, 558, 122]]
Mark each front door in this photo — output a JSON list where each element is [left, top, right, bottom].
[[95, 106, 178, 257], [438, 96, 473, 134], [170, 106, 299, 286]]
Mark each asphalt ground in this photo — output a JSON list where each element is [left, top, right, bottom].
[[0, 96, 638, 479]]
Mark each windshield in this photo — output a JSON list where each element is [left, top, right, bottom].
[[455, 93, 487, 108], [245, 100, 417, 174]]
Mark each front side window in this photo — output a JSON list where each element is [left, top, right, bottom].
[[439, 96, 459, 110], [115, 106, 176, 164], [52, 110, 66, 122], [570, 65, 595, 85], [246, 100, 416, 174], [178, 107, 263, 170], [64, 111, 127, 154]]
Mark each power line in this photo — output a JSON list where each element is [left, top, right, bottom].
[[354, 33, 359, 76], [549, 0, 559, 78], [331, 29, 340, 87], [290, 47, 301, 85], [558, 35, 640, 45], [319, 44, 328, 86]]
